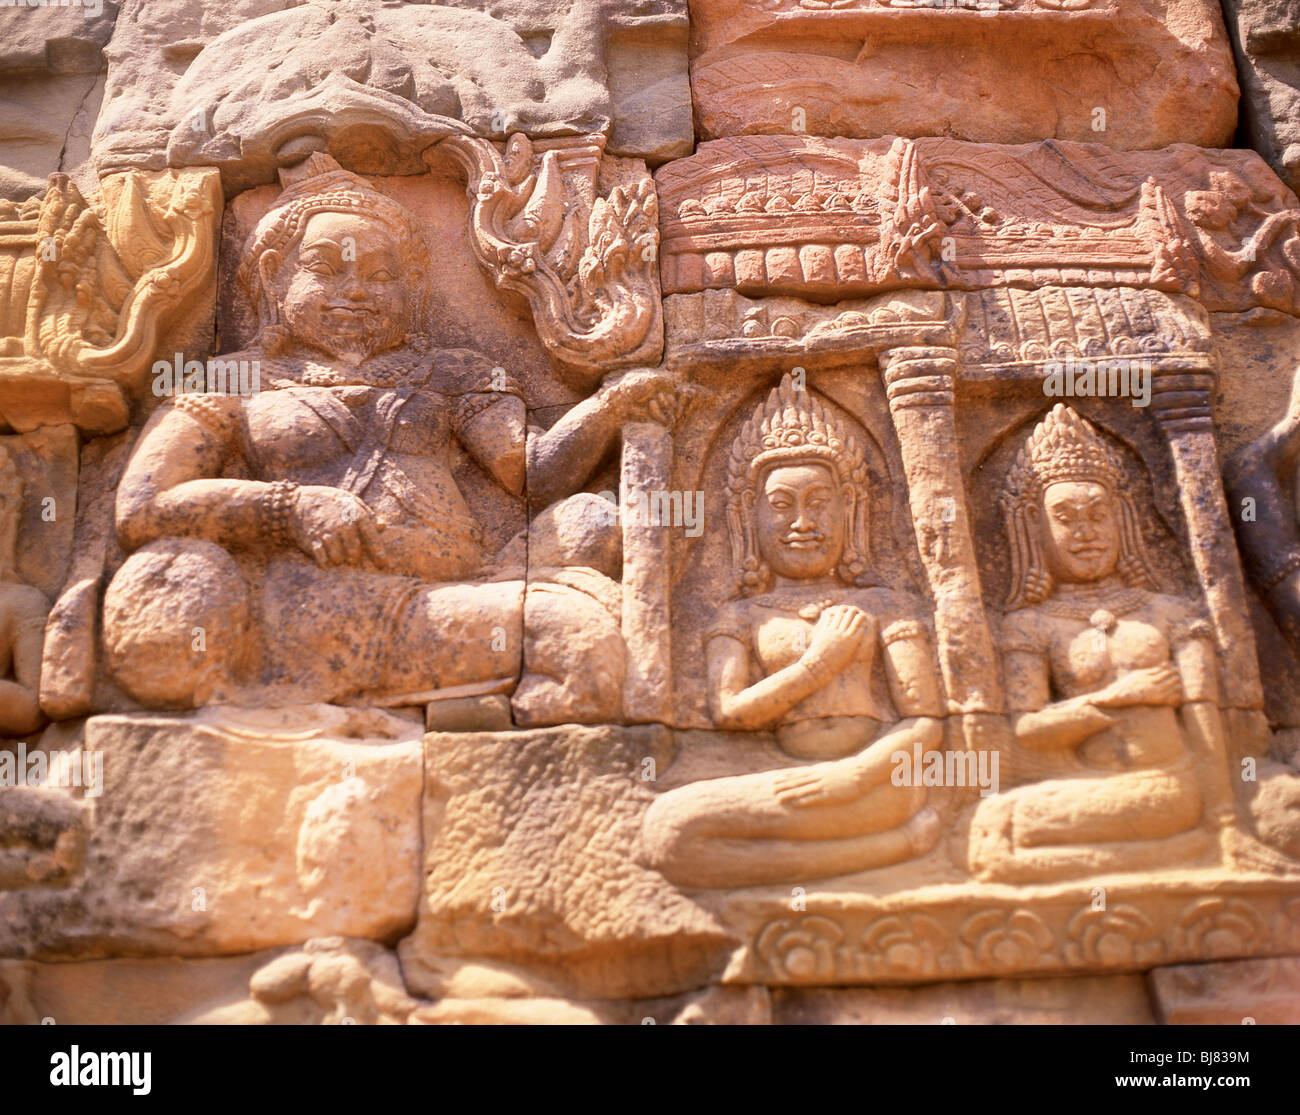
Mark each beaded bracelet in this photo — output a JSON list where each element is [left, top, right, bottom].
[[262, 480, 299, 547]]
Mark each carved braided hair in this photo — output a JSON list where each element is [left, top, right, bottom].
[[726, 373, 876, 595], [1002, 404, 1159, 609]]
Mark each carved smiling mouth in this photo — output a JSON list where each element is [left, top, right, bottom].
[[322, 305, 377, 318], [783, 535, 823, 550]]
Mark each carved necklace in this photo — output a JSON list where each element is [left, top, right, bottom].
[[758, 588, 843, 621], [1036, 583, 1148, 633]]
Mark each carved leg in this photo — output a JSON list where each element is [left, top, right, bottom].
[[639, 748, 939, 889], [967, 767, 1213, 884], [641, 775, 937, 889]]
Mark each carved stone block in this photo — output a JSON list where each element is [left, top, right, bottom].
[[0, 168, 221, 435], [1148, 955, 1300, 1023], [0, 2, 114, 200], [1221, 0, 1300, 193], [398, 724, 736, 1000], [0, 709, 424, 958], [689, 0, 1238, 149]]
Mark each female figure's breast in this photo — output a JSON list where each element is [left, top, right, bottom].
[[1049, 614, 1184, 769]]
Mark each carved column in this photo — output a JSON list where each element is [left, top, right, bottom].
[[621, 421, 673, 724], [879, 345, 1001, 713], [1149, 358, 1264, 711]]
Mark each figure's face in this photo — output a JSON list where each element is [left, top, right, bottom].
[[754, 462, 847, 582], [267, 212, 416, 363], [1036, 480, 1120, 585]]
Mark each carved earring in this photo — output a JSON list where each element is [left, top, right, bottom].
[[838, 486, 868, 586], [738, 491, 768, 593]]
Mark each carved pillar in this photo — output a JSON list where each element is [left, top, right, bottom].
[[621, 420, 673, 724], [879, 345, 1001, 713], [1149, 358, 1264, 711]]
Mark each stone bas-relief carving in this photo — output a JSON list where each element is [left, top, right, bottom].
[[103, 155, 662, 725], [0, 444, 49, 738], [3, 0, 1300, 1029], [657, 135, 1300, 315], [968, 406, 1233, 881], [641, 376, 945, 887], [0, 169, 220, 434], [93, 0, 691, 191]]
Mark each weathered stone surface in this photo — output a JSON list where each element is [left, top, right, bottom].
[[657, 136, 1300, 314], [1221, 0, 1300, 194], [6, 0, 1300, 1034], [92, 0, 691, 192], [399, 724, 736, 1000], [0, 708, 424, 957], [0, 951, 267, 1025], [689, 0, 1237, 150], [0, 3, 116, 200], [0, 936, 419, 1024], [1148, 955, 1300, 1023], [772, 974, 1155, 1024]]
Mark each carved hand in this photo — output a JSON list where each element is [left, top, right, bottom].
[[599, 368, 679, 427], [772, 761, 864, 809], [1093, 664, 1184, 709], [290, 486, 389, 568], [801, 604, 869, 679]]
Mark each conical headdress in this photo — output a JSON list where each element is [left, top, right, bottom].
[[1006, 403, 1123, 502], [726, 373, 873, 594], [727, 373, 867, 497], [1001, 404, 1158, 608]]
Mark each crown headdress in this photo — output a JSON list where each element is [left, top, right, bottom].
[[1006, 404, 1123, 502], [237, 154, 430, 348], [727, 374, 867, 497], [726, 373, 873, 594], [1002, 404, 1157, 607]]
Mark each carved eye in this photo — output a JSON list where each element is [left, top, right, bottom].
[[306, 260, 337, 277], [369, 268, 397, 282]]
